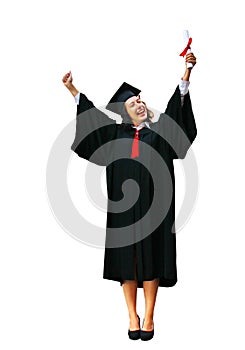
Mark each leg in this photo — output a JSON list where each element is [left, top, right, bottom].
[[122, 280, 139, 330], [142, 278, 160, 330], [121, 252, 140, 330]]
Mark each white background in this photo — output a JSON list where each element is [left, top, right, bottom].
[[1, 0, 245, 348]]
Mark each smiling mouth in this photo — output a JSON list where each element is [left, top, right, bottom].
[[137, 108, 146, 116]]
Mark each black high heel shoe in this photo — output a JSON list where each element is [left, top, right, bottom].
[[140, 318, 154, 341], [128, 314, 141, 340]]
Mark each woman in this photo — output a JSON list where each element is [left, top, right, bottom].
[[62, 52, 197, 341]]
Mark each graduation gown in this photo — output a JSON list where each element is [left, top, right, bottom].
[[71, 86, 197, 288]]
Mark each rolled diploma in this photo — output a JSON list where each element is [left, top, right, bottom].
[[183, 30, 193, 69]]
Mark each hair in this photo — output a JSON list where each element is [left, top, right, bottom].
[[119, 101, 154, 130]]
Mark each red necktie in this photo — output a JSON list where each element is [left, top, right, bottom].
[[131, 129, 140, 158]]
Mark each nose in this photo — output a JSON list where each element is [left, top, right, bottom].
[[136, 95, 142, 104]]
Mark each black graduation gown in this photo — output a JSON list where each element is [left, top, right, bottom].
[[71, 86, 197, 288]]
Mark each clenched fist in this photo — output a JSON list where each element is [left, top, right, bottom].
[[62, 71, 73, 88], [62, 71, 79, 97], [185, 52, 197, 68]]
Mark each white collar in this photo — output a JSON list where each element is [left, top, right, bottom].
[[131, 121, 151, 130]]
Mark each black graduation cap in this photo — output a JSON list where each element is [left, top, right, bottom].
[[105, 82, 141, 115]]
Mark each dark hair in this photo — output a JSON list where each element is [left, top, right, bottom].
[[119, 101, 154, 130]]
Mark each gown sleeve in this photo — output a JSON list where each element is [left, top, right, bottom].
[[158, 85, 197, 159], [71, 92, 117, 166]]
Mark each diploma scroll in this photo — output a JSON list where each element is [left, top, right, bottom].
[[180, 30, 193, 69]]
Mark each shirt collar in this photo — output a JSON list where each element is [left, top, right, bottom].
[[131, 121, 151, 130]]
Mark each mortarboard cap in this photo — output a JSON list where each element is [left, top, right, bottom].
[[105, 82, 141, 115]]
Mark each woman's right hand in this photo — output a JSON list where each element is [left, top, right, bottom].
[[62, 71, 73, 88]]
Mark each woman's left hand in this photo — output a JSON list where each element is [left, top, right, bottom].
[[185, 52, 197, 68]]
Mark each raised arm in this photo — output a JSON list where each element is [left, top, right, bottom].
[[62, 71, 79, 97], [62, 71, 117, 166], [165, 52, 197, 159], [152, 52, 197, 159]]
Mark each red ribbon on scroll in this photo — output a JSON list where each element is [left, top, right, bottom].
[[179, 37, 192, 57]]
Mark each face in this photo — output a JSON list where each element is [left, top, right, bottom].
[[124, 95, 147, 126]]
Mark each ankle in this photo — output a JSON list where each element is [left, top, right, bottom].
[[129, 312, 138, 320], [144, 314, 154, 322], [142, 317, 154, 331]]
